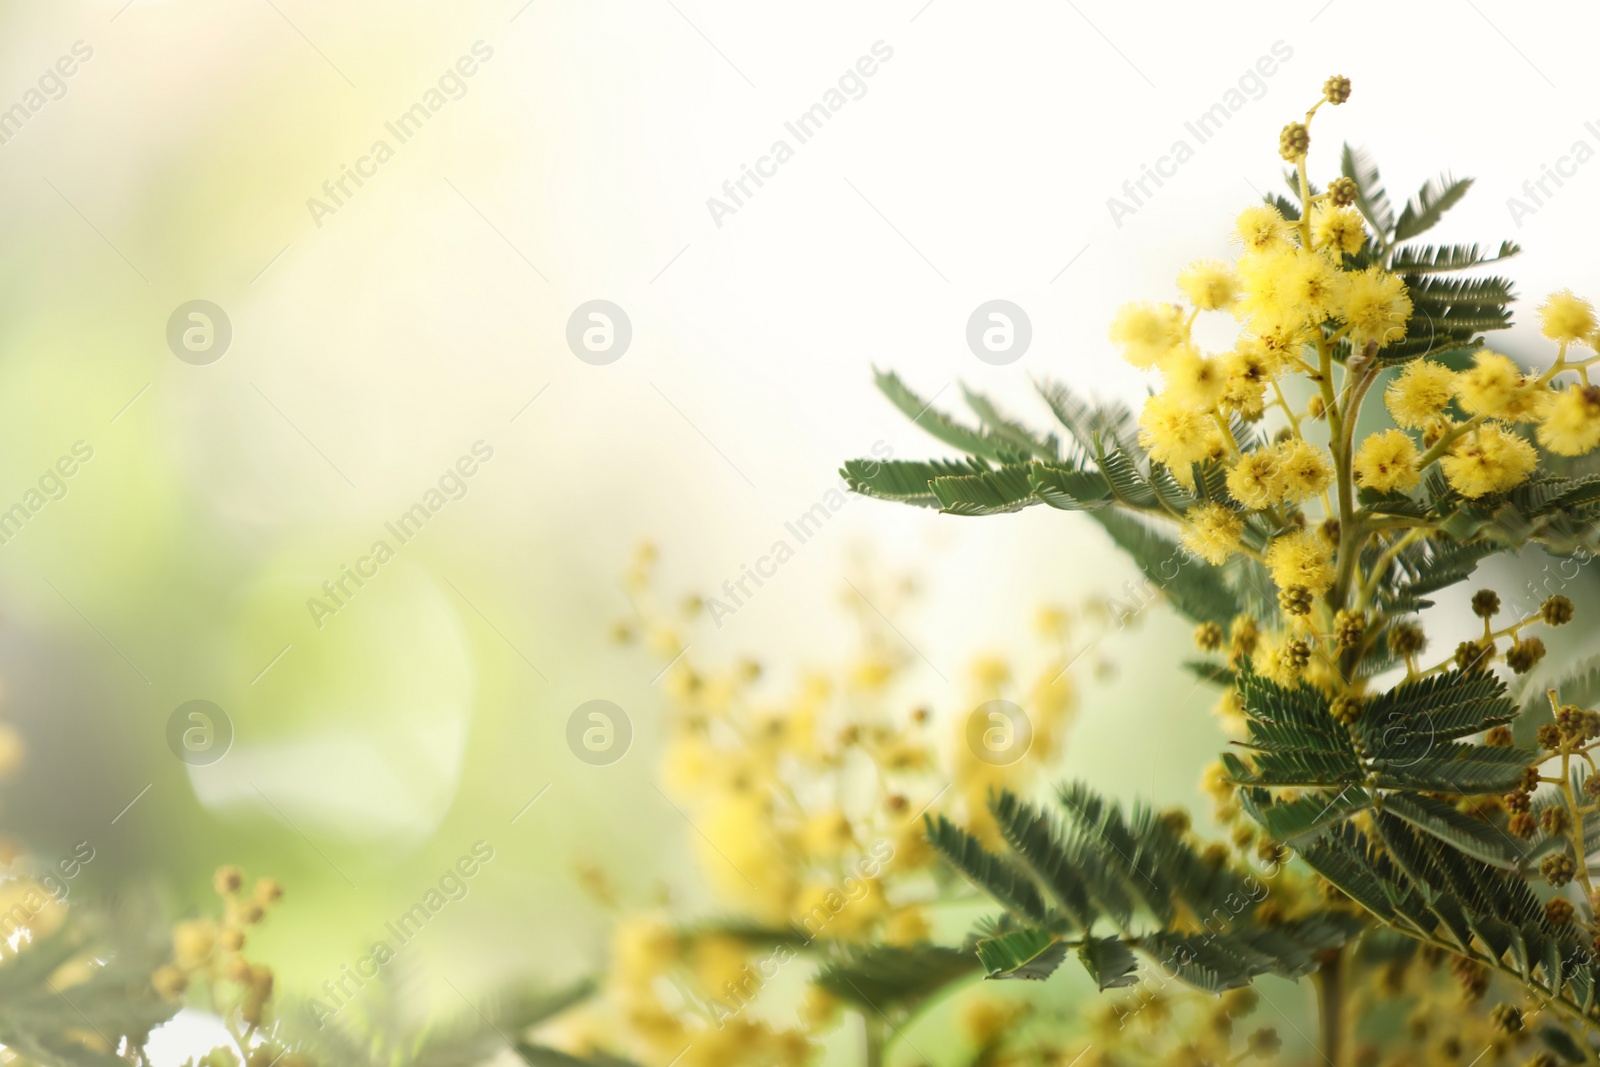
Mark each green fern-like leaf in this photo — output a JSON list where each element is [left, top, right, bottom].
[[1394, 174, 1474, 242], [1089, 510, 1241, 628], [0, 919, 178, 1067], [961, 385, 1059, 460], [1357, 670, 1516, 749], [1381, 792, 1518, 868], [1370, 742, 1532, 793], [926, 815, 1049, 923], [1030, 464, 1115, 511], [1381, 536, 1500, 613], [1093, 436, 1159, 509], [1077, 936, 1139, 990], [840, 457, 989, 507], [815, 945, 981, 1008], [1390, 240, 1520, 274], [990, 791, 1108, 929], [1034, 379, 1139, 457], [1341, 143, 1396, 238], [974, 928, 1069, 980], [1239, 786, 1372, 844], [873, 369, 1028, 463], [930, 464, 1041, 516]]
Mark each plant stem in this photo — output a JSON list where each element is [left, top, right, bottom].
[[863, 1013, 885, 1067], [1312, 949, 1345, 1067], [1552, 689, 1599, 905], [1355, 527, 1427, 612]]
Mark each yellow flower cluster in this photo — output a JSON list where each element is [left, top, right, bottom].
[[152, 867, 288, 1039], [1120, 182, 1417, 604], [1125, 179, 1382, 594], [559, 546, 1090, 1063], [1373, 289, 1600, 499], [1379, 311, 1600, 501], [589, 916, 811, 1067], [1070, 986, 1288, 1067], [1111, 76, 1600, 744], [626, 544, 1080, 920], [1117, 78, 1600, 620]]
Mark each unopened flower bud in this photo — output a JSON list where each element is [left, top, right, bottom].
[[1279, 123, 1310, 161]]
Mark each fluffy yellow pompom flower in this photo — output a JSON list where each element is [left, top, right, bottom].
[[1177, 259, 1240, 311], [1138, 393, 1223, 475], [1239, 324, 1310, 377], [1439, 424, 1537, 498], [1385, 360, 1456, 430], [1310, 204, 1365, 257], [1180, 503, 1245, 565], [1538, 289, 1597, 344], [1162, 345, 1228, 411], [1353, 429, 1421, 493], [1278, 249, 1341, 324], [1537, 384, 1600, 456], [1234, 204, 1293, 254], [1454, 351, 1544, 422], [1109, 302, 1186, 368], [1273, 440, 1334, 504], [1226, 450, 1285, 511], [1236, 247, 1292, 320], [1335, 267, 1412, 348], [1266, 529, 1334, 595], [1220, 347, 1270, 418]]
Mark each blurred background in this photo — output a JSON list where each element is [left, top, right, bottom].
[[2, 0, 1599, 1060]]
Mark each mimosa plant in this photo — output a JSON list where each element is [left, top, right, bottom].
[[838, 76, 1600, 1066]]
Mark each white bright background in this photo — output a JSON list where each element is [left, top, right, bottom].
[[2, 0, 1598, 1060]]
